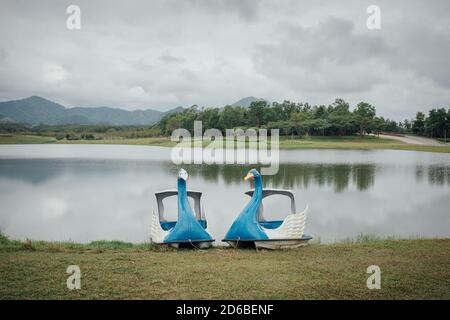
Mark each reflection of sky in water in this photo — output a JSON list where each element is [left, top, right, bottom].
[[0, 145, 449, 243]]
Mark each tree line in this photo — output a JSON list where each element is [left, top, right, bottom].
[[407, 109, 450, 141], [1, 98, 449, 141], [0, 123, 161, 140], [159, 99, 450, 140]]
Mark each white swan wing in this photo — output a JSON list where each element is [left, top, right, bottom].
[[262, 205, 307, 239], [150, 207, 170, 244]]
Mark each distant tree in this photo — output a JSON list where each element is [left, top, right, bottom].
[[166, 115, 183, 134], [447, 109, 450, 142], [262, 104, 281, 125], [65, 132, 80, 140], [384, 119, 400, 132], [200, 107, 221, 131], [412, 112, 425, 135], [312, 105, 328, 119], [268, 120, 293, 137], [248, 100, 268, 127], [353, 102, 376, 137], [328, 99, 353, 136], [278, 100, 302, 121], [401, 119, 412, 132], [270, 102, 284, 121], [290, 111, 312, 136], [82, 133, 95, 140], [0, 122, 29, 134], [426, 108, 448, 138], [180, 106, 200, 133], [219, 106, 246, 129], [310, 118, 330, 136], [371, 117, 385, 136]]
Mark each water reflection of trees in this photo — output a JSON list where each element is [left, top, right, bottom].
[[419, 165, 450, 186], [167, 163, 376, 192], [4, 160, 449, 191]]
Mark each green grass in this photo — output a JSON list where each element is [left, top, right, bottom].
[[277, 136, 450, 153], [2, 134, 450, 153], [57, 136, 175, 147], [0, 235, 153, 252], [0, 233, 449, 299], [0, 134, 56, 144]]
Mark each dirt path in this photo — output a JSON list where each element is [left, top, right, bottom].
[[378, 134, 443, 146]]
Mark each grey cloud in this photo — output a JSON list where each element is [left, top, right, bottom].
[[189, 0, 262, 21], [159, 52, 185, 64], [0, 0, 449, 119], [384, 23, 450, 89], [253, 17, 389, 93], [0, 48, 6, 60]]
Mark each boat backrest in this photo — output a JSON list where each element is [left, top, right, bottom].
[[245, 188, 296, 221], [155, 190, 203, 221]]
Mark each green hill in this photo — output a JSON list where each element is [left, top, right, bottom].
[[0, 96, 183, 126]]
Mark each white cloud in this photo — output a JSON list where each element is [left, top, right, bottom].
[[43, 64, 70, 83]]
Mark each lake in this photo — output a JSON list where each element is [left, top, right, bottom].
[[0, 144, 449, 243]]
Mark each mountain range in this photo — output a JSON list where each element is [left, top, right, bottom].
[[0, 96, 183, 126], [0, 96, 264, 126]]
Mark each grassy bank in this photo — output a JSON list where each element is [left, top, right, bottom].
[[0, 134, 56, 144], [1, 234, 449, 299], [277, 136, 450, 153], [1, 134, 450, 153]]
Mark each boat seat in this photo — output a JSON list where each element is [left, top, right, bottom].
[[258, 220, 283, 229], [155, 189, 205, 222], [245, 188, 297, 221], [160, 219, 207, 231]]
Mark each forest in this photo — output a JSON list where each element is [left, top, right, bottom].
[[159, 99, 450, 141], [1, 98, 449, 142]]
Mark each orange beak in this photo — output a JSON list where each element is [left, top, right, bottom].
[[244, 172, 254, 181]]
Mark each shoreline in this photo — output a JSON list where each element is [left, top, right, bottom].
[[1, 134, 450, 154]]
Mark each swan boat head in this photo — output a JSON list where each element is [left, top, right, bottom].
[[178, 168, 188, 181], [244, 168, 261, 181]]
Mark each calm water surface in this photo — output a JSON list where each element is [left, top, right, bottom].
[[0, 144, 449, 243]]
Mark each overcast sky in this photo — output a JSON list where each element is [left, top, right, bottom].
[[0, 0, 449, 119]]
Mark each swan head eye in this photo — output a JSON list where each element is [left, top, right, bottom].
[[178, 168, 188, 181], [244, 168, 260, 181]]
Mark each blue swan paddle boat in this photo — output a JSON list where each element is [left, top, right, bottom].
[[223, 169, 312, 249], [151, 169, 214, 248]]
